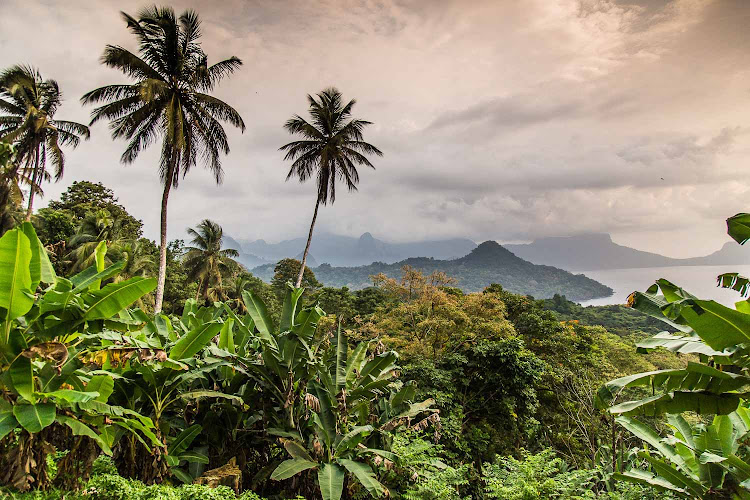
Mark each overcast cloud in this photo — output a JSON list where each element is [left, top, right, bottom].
[[1, 0, 749, 257]]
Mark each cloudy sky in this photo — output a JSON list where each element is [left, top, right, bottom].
[[2, 0, 749, 257]]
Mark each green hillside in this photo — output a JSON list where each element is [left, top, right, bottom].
[[253, 240, 613, 301]]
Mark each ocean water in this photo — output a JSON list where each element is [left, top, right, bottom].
[[578, 265, 750, 308]]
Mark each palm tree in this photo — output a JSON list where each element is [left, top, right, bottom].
[[81, 7, 245, 313], [66, 209, 129, 272], [183, 219, 239, 302], [0, 65, 90, 220], [280, 87, 382, 287]]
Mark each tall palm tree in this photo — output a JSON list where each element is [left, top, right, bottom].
[[183, 219, 239, 302], [280, 87, 382, 287], [0, 65, 90, 220], [81, 7, 245, 312]]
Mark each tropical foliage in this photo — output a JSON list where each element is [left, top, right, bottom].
[[0, 223, 158, 491], [2, 4, 744, 499], [596, 212, 750, 498]]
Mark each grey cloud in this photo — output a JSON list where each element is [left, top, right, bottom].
[[2, 0, 750, 259], [426, 93, 586, 132]]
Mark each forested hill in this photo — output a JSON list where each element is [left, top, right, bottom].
[[253, 240, 613, 301]]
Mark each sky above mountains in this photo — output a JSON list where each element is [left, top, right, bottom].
[[2, 0, 749, 258]]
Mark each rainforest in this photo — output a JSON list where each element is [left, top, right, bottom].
[[2, 2, 750, 500]]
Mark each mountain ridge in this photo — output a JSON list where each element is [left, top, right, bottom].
[[506, 234, 749, 271], [251, 239, 613, 302], [232, 232, 478, 267]]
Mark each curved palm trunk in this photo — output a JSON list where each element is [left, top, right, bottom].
[[154, 175, 172, 313], [25, 146, 40, 222], [295, 198, 321, 288]]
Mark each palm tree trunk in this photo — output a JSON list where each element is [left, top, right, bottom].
[[25, 146, 40, 222], [195, 277, 203, 301], [295, 198, 321, 288], [154, 173, 173, 313]]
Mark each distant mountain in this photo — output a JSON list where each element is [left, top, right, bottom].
[[222, 234, 270, 269], [681, 242, 750, 266], [506, 234, 750, 272], [252, 240, 613, 302], [236, 232, 478, 267], [505, 234, 676, 271]]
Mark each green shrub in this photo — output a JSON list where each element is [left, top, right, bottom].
[[91, 456, 119, 477], [82, 475, 252, 500], [483, 449, 596, 499], [481, 449, 674, 500]]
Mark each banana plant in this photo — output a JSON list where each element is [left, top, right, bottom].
[[0, 224, 160, 490], [224, 284, 325, 431], [614, 408, 750, 498], [598, 213, 750, 498], [91, 300, 243, 483], [270, 325, 439, 500], [166, 424, 210, 484]]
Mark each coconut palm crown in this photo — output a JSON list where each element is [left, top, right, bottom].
[[183, 219, 239, 302], [81, 6, 245, 312]]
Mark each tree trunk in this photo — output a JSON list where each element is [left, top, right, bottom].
[[195, 277, 204, 301], [295, 198, 321, 288], [154, 170, 173, 314], [25, 146, 40, 222]]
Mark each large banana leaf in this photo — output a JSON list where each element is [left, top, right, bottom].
[[346, 342, 369, 385], [727, 213, 750, 244], [0, 228, 34, 325], [282, 439, 314, 461], [597, 362, 750, 409], [13, 403, 55, 433], [639, 453, 705, 498], [20, 222, 55, 288], [169, 424, 202, 456], [280, 285, 304, 333], [358, 351, 398, 382], [56, 415, 112, 456], [177, 390, 242, 404], [83, 277, 157, 320], [86, 375, 114, 402], [169, 321, 222, 360], [609, 391, 742, 416], [71, 260, 126, 292], [318, 462, 345, 500], [335, 425, 374, 454], [218, 319, 235, 353], [338, 459, 385, 498], [679, 299, 750, 351], [271, 457, 318, 480], [0, 409, 18, 439], [628, 288, 692, 333], [636, 332, 727, 357], [293, 306, 324, 343], [335, 323, 347, 391], [718, 273, 750, 297], [242, 290, 276, 346], [615, 416, 694, 478], [9, 343, 33, 402]]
